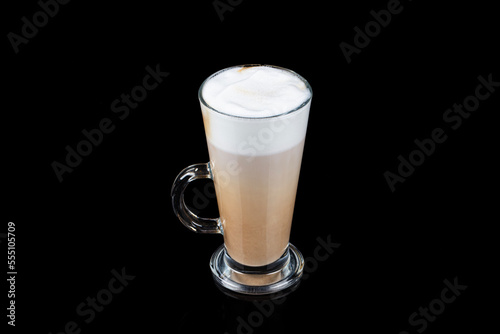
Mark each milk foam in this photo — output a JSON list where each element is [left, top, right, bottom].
[[201, 65, 311, 118], [200, 65, 312, 155]]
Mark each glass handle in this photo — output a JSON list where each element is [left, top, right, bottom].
[[171, 163, 221, 234]]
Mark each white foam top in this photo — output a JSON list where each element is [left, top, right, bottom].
[[201, 65, 311, 118], [200, 65, 312, 156]]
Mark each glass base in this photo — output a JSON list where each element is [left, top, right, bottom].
[[210, 244, 304, 296]]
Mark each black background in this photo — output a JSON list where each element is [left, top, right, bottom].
[[3, 0, 498, 333]]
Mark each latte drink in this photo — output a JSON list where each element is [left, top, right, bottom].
[[199, 65, 311, 267]]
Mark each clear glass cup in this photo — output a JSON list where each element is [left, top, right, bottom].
[[171, 65, 312, 295]]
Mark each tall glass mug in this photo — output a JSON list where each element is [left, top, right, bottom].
[[171, 64, 312, 295]]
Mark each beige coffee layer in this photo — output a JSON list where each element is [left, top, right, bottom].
[[208, 140, 304, 267]]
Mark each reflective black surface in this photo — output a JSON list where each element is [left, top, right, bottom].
[[3, 1, 497, 333]]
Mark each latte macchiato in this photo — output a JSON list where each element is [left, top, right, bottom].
[[172, 64, 312, 294], [200, 65, 311, 267]]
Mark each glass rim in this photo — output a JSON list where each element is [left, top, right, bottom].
[[198, 64, 313, 120]]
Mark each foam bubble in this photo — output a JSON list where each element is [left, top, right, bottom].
[[201, 65, 311, 118]]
